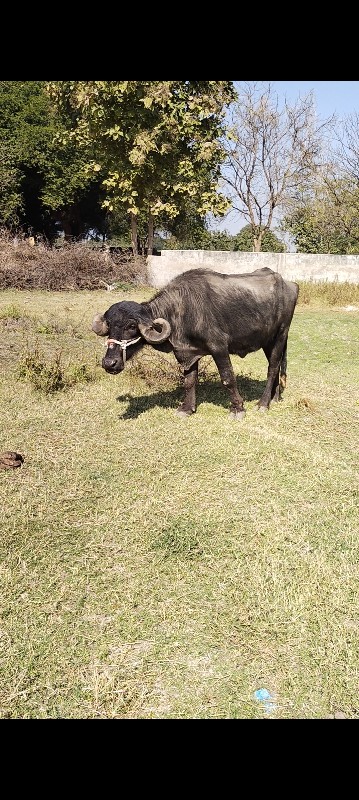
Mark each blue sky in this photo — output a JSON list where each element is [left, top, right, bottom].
[[271, 81, 359, 121], [214, 81, 359, 235]]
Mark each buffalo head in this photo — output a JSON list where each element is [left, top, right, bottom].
[[92, 301, 171, 374]]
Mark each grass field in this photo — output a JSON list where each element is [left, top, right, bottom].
[[0, 286, 358, 718]]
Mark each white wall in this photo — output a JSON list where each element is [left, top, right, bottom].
[[147, 250, 359, 288]]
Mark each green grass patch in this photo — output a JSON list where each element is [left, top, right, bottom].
[[0, 303, 24, 320], [0, 286, 358, 718]]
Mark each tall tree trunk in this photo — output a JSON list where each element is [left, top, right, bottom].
[[62, 216, 73, 242], [130, 212, 138, 255], [147, 213, 154, 255], [258, 230, 265, 251], [253, 231, 264, 252]]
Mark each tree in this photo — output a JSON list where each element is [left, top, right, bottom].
[[283, 178, 359, 253], [157, 228, 234, 251], [232, 224, 285, 252], [281, 110, 359, 253], [48, 81, 235, 253], [156, 223, 286, 252], [0, 81, 106, 241], [336, 111, 359, 182], [222, 82, 332, 251], [0, 81, 52, 233], [0, 140, 22, 227]]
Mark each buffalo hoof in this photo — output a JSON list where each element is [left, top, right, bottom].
[[257, 405, 269, 413], [272, 392, 283, 403], [229, 409, 246, 421], [176, 408, 194, 418]]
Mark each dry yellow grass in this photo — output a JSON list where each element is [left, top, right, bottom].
[[0, 287, 358, 718]]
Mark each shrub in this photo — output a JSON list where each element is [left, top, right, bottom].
[[129, 351, 215, 390], [18, 345, 97, 393], [0, 304, 23, 320], [297, 280, 359, 306], [0, 232, 148, 290]]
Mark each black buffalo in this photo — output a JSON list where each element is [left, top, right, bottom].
[[92, 267, 299, 418]]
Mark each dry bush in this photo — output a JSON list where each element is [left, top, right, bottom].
[[17, 344, 98, 393], [129, 350, 216, 389], [297, 280, 359, 306], [129, 350, 183, 389], [0, 231, 148, 290]]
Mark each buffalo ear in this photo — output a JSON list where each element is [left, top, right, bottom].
[[92, 313, 109, 336], [138, 317, 171, 343]]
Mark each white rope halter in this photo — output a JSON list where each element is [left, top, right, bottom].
[[106, 336, 142, 365]]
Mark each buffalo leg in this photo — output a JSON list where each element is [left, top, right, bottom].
[[213, 353, 246, 419], [260, 333, 288, 410], [176, 361, 198, 417], [272, 337, 288, 402]]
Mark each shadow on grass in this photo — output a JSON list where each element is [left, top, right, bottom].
[[116, 375, 267, 419]]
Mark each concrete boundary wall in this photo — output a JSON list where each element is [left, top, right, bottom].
[[147, 250, 359, 288]]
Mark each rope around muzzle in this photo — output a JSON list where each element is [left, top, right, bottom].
[[105, 336, 142, 365]]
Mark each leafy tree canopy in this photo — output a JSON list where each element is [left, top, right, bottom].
[[232, 224, 286, 252], [156, 223, 286, 252], [283, 178, 359, 254], [0, 81, 106, 239], [48, 81, 235, 246]]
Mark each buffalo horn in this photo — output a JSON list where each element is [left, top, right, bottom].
[[138, 317, 171, 343], [92, 313, 109, 336]]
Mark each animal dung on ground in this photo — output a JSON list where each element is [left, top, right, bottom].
[[0, 451, 24, 470]]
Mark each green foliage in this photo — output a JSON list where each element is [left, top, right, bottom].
[[203, 230, 238, 251], [0, 82, 107, 240], [0, 81, 236, 246], [49, 81, 235, 228], [232, 225, 286, 252], [0, 141, 22, 227], [157, 229, 230, 250], [156, 224, 286, 251], [283, 179, 359, 254], [0, 81, 51, 231], [111, 281, 138, 292], [104, 205, 132, 245], [155, 205, 208, 249], [0, 303, 23, 320]]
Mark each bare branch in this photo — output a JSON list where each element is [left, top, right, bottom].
[[222, 82, 333, 250]]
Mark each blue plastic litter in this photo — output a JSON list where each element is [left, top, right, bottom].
[[254, 688, 277, 714], [255, 688, 271, 701]]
